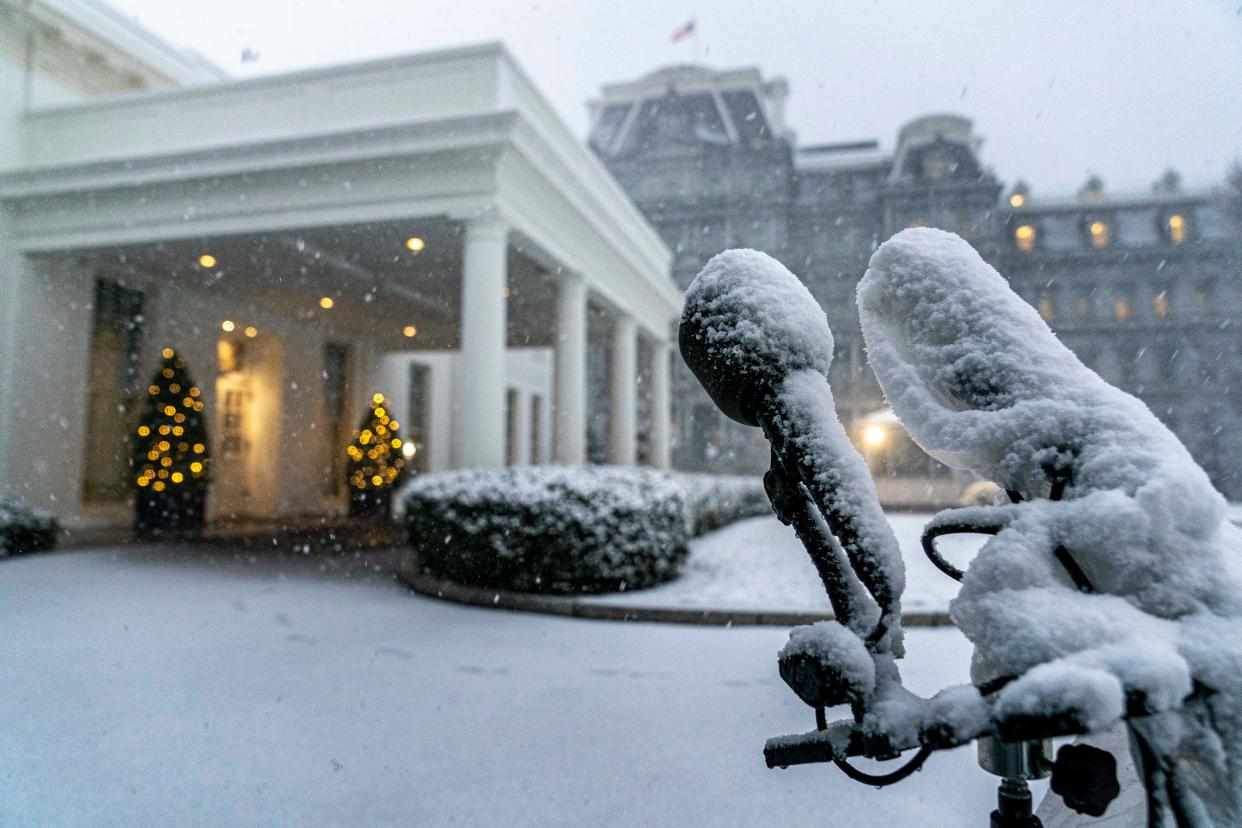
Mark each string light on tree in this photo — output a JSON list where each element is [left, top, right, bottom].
[[131, 347, 210, 534], [345, 392, 410, 515]]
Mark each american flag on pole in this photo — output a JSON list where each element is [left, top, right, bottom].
[[671, 20, 696, 43]]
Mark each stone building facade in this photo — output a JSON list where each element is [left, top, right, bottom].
[[589, 65, 1242, 499]]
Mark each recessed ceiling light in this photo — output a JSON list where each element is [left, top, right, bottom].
[[402, 325, 417, 338], [198, 254, 217, 268], [221, 320, 235, 332], [319, 296, 335, 309], [404, 236, 425, 253], [244, 326, 258, 338]]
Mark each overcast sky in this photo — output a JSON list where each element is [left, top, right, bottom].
[[108, 0, 1242, 195]]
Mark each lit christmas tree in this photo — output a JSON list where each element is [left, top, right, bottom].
[[131, 347, 210, 535], [346, 393, 410, 516]]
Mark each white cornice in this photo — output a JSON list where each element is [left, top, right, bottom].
[[0, 112, 518, 197]]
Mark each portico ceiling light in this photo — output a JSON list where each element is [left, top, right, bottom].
[[402, 325, 417, 338], [404, 236, 425, 253], [244, 326, 258, 338], [319, 296, 335, 309], [221, 320, 235, 332], [198, 254, 217, 268]]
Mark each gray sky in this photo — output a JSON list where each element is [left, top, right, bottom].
[[109, 0, 1242, 195]]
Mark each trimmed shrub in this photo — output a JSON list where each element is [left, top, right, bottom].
[[679, 473, 770, 535], [404, 467, 689, 594], [0, 497, 60, 557], [400, 467, 773, 595]]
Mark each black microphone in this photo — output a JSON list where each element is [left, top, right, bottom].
[[680, 249, 835, 427], [680, 249, 905, 651]]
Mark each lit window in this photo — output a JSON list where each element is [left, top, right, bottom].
[[1038, 299, 1054, 321], [1167, 214, 1186, 244], [1014, 224, 1036, 251], [1088, 220, 1110, 248], [1076, 298, 1091, 317], [1154, 292, 1169, 317], [1009, 192, 1026, 208], [1114, 299, 1130, 320]]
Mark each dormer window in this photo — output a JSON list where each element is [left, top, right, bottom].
[[922, 150, 952, 181], [1166, 213, 1187, 245], [1014, 223, 1037, 252], [1088, 220, 1111, 248], [1008, 181, 1030, 208]]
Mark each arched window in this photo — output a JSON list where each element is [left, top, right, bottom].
[[1014, 223, 1037, 252], [1154, 291, 1170, 318], [1087, 220, 1111, 248], [1166, 213, 1188, 245]]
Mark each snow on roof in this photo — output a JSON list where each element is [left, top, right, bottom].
[[37, 0, 228, 86]]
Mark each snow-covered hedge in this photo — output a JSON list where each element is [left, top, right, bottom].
[[0, 497, 59, 557], [678, 473, 770, 535], [400, 467, 770, 594]]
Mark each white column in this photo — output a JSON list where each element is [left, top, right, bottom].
[[454, 214, 508, 468], [608, 313, 638, 465], [649, 337, 672, 469], [553, 273, 587, 464], [512, 387, 532, 465], [0, 252, 93, 519]]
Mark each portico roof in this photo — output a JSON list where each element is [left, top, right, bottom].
[[0, 42, 680, 336]]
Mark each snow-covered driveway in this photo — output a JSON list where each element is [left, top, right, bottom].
[[0, 544, 1022, 827]]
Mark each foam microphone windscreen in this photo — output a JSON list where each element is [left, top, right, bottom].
[[680, 249, 835, 426]]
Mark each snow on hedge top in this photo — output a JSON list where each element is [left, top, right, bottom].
[[0, 496, 56, 530], [399, 465, 687, 518], [681, 249, 834, 424]]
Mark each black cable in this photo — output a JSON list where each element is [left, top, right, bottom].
[[833, 747, 934, 787]]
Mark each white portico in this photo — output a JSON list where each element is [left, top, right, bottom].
[[0, 40, 678, 527]]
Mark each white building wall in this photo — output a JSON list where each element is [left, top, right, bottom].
[[375, 347, 554, 474]]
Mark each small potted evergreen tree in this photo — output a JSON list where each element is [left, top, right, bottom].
[[345, 393, 409, 517], [131, 348, 211, 536]]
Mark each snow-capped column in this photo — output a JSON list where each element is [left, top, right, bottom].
[[553, 272, 587, 464], [608, 313, 638, 465], [454, 213, 508, 468], [648, 336, 671, 469]]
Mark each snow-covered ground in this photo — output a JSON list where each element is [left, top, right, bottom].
[[599, 513, 982, 614], [0, 543, 1030, 827]]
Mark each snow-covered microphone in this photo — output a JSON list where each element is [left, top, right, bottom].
[[678, 249, 835, 427], [680, 249, 905, 648]]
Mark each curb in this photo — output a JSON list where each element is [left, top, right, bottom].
[[397, 562, 954, 627]]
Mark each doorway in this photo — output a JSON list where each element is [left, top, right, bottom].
[[211, 333, 282, 521]]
